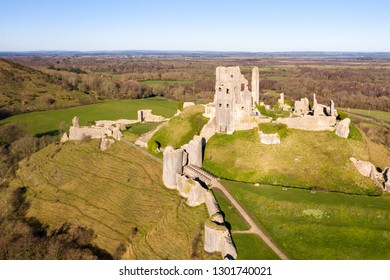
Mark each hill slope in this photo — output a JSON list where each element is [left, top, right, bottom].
[[0, 58, 94, 118], [204, 129, 377, 195], [12, 140, 217, 259]]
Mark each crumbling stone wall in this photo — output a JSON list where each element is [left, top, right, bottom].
[[203, 190, 237, 259], [137, 109, 167, 122], [293, 98, 309, 116], [162, 142, 237, 259], [181, 135, 203, 167], [276, 115, 337, 131], [162, 146, 184, 189]]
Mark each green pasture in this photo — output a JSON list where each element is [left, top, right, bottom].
[[221, 181, 390, 259], [0, 98, 177, 136]]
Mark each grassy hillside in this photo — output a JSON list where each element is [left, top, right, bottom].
[[221, 181, 390, 259], [12, 140, 217, 260], [0, 58, 94, 118], [0, 98, 177, 136], [148, 104, 208, 152], [204, 129, 378, 195]]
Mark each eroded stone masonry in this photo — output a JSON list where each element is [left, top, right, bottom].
[[162, 136, 237, 260]]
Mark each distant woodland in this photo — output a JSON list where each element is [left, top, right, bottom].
[[1, 56, 388, 119]]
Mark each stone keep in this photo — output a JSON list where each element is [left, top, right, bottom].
[[163, 146, 184, 189], [214, 66, 258, 134]]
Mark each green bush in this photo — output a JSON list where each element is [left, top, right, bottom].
[[177, 101, 184, 111], [337, 111, 349, 120], [258, 123, 288, 139], [257, 105, 277, 120]]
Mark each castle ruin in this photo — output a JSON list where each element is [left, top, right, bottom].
[[214, 66, 260, 134]]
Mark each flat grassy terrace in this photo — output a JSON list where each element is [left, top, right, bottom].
[[0, 98, 177, 136]]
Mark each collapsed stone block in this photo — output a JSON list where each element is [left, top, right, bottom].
[[204, 215, 237, 260], [350, 157, 376, 177], [259, 131, 281, 145], [335, 118, 351, 138], [383, 168, 390, 192], [183, 102, 195, 109]]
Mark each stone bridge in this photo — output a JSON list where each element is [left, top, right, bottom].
[[183, 164, 219, 185]]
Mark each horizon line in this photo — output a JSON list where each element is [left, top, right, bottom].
[[1, 49, 390, 54]]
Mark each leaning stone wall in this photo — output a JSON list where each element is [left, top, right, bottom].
[[203, 192, 237, 259]]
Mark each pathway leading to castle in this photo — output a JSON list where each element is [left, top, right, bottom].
[[210, 179, 289, 260], [121, 138, 162, 163], [121, 138, 288, 260]]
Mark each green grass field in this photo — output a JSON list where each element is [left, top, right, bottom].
[[212, 189, 250, 231], [203, 129, 377, 195], [12, 140, 218, 260], [222, 180, 390, 259], [148, 104, 208, 152], [212, 189, 280, 259], [139, 80, 193, 86], [122, 122, 162, 142], [340, 108, 390, 122], [232, 234, 280, 260], [0, 98, 177, 136]]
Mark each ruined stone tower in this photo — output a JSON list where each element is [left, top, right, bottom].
[[251, 66, 260, 105], [162, 146, 184, 189], [214, 66, 259, 134]]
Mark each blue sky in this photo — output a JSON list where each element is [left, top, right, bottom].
[[0, 0, 389, 52]]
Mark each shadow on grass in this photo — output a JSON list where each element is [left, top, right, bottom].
[[35, 129, 60, 137]]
